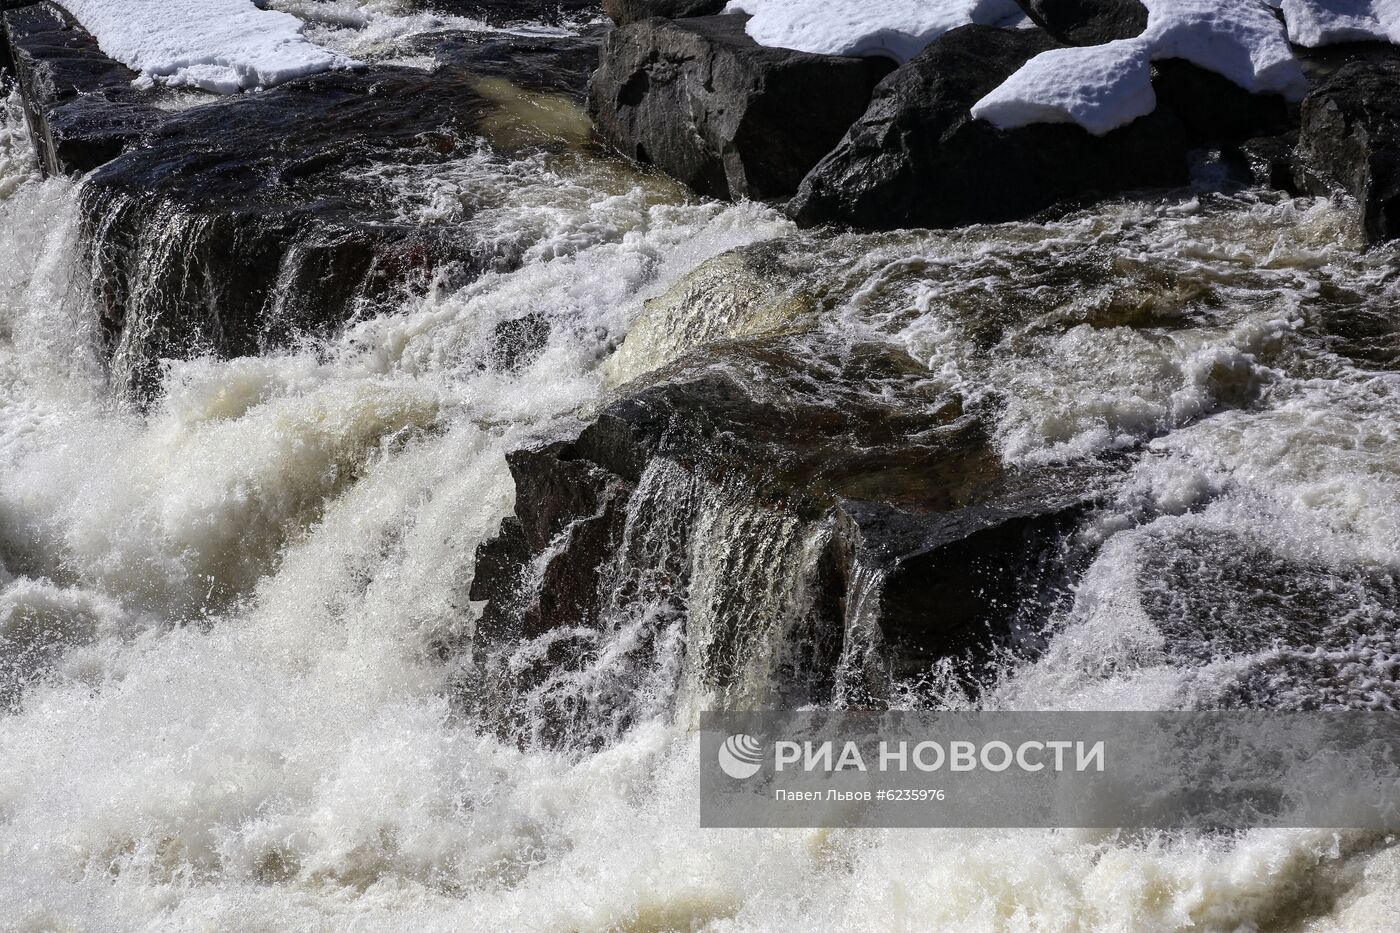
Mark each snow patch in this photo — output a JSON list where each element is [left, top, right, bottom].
[[973, 0, 1309, 136], [725, 0, 1026, 63], [61, 0, 357, 94], [1279, 0, 1400, 46], [971, 38, 1155, 136], [1145, 0, 1306, 98]]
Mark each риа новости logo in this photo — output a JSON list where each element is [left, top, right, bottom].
[[718, 734, 763, 779]]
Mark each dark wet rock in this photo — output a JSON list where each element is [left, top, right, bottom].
[[0, 0, 39, 45], [1152, 58, 1291, 145], [488, 312, 552, 371], [0, 0, 26, 76], [3, 3, 166, 176], [588, 14, 894, 201], [1304, 280, 1400, 371], [788, 25, 1188, 231], [1231, 132, 1300, 193], [79, 31, 604, 399], [603, 236, 820, 386], [81, 67, 485, 397], [1295, 58, 1400, 245], [471, 445, 634, 641], [1294, 39, 1400, 86], [1015, 0, 1147, 45], [468, 333, 1104, 740], [418, 29, 603, 98], [603, 0, 725, 25], [831, 485, 1087, 692], [1132, 527, 1400, 710]]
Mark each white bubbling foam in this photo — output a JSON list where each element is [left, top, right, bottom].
[[2, 74, 1399, 931]]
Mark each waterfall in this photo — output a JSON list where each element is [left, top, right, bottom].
[[2, 5, 1400, 928]]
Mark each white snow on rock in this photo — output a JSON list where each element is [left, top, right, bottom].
[[973, 0, 1310, 136], [724, 0, 1027, 63], [972, 39, 1155, 136], [62, 0, 356, 93], [1145, 0, 1306, 98], [1279, 0, 1400, 46]]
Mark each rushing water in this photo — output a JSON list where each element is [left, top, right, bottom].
[[3, 4, 1400, 929]]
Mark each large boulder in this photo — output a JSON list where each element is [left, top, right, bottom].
[[1152, 58, 1291, 144], [1015, 0, 1148, 45], [1295, 57, 1400, 245], [787, 25, 1188, 231], [467, 333, 1102, 740], [77, 29, 603, 398], [603, 0, 725, 25], [3, 3, 165, 176], [588, 14, 894, 201]]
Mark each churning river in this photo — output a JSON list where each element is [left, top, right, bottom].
[[2, 2, 1399, 929]]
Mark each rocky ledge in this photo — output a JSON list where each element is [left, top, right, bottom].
[[2, 2, 604, 397], [466, 331, 1106, 737], [2, 2, 163, 176]]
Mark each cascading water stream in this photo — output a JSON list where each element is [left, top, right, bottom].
[[3, 5, 1400, 926]]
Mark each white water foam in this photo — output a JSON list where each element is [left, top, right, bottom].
[[2, 23, 1400, 931]]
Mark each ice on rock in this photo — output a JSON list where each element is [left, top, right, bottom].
[[725, 0, 1027, 63], [973, 0, 1309, 135], [61, 0, 356, 93], [1280, 0, 1400, 46]]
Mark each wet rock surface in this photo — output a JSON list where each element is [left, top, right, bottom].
[[1, 5, 608, 397], [1015, 0, 1148, 46], [75, 29, 602, 398], [787, 25, 1188, 231], [3, 2, 166, 176], [1151, 58, 1291, 145], [1296, 56, 1400, 245], [588, 14, 894, 201], [470, 333, 1104, 726], [80, 66, 489, 397], [414, 28, 603, 96], [602, 237, 820, 386], [1233, 132, 1300, 193], [1131, 528, 1400, 710], [602, 0, 725, 26]]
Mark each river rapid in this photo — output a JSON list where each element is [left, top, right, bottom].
[[2, 3, 1400, 930]]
